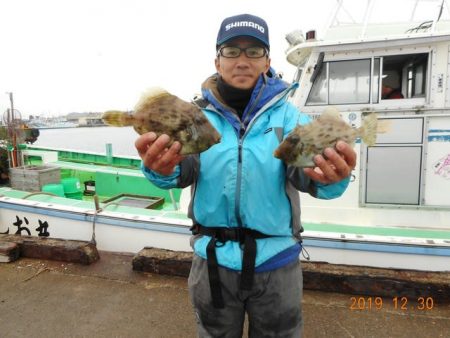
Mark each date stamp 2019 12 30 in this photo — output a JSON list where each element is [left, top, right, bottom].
[[349, 296, 435, 311]]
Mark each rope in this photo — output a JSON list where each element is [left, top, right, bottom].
[[90, 195, 102, 245], [22, 192, 60, 199], [301, 245, 311, 261]]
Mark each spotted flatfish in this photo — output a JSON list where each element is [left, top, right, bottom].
[[102, 88, 221, 155], [273, 108, 378, 167]]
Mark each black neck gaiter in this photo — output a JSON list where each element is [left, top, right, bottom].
[[217, 76, 254, 119]]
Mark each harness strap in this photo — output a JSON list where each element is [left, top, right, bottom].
[[240, 234, 256, 290], [206, 237, 224, 308], [190, 224, 271, 308]]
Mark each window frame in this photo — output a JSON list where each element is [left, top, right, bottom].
[[305, 51, 430, 107]]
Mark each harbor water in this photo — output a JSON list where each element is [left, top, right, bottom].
[[33, 126, 140, 158]]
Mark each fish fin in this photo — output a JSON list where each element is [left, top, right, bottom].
[[376, 120, 392, 134], [321, 106, 341, 119], [135, 87, 171, 111], [360, 112, 378, 146], [292, 154, 315, 168], [102, 110, 133, 127]]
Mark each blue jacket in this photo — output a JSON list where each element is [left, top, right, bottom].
[[142, 71, 350, 270]]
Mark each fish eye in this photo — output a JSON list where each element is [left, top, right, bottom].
[[194, 116, 204, 124]]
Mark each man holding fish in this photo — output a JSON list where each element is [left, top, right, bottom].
[[135, 14, 356, 338]]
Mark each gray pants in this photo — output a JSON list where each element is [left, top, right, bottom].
[[188, 255, 303, 338]]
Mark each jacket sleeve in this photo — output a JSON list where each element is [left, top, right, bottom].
[[284, 104, 351, 199], [141, 163, 180, 189], [313, 177, 350, 199], [140, 155, 199, 189]]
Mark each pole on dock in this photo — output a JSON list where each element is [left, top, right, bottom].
[[5, 92, 19, 168], [105, 143, 113, 165]]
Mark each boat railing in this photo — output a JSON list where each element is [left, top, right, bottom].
[[324, 0, 450, 39]]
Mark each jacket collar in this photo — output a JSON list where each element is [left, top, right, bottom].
[[201, 69, 289, 131]]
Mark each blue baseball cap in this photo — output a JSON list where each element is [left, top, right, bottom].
[[216, 14, 270, 49]]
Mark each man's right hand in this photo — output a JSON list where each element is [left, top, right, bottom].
[[135, 132, 184, 176]]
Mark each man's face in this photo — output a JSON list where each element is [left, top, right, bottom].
[[215, 37, 271, 90]]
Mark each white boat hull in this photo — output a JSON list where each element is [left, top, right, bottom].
[[0, 197, 192, 255], [1, 196, 448, 272]]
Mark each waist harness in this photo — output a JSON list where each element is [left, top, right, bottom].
[[190, 224, 272, 309]]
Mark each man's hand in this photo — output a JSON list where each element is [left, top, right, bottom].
[[135, 132, 184, 176], [303, 141, 356, 184]]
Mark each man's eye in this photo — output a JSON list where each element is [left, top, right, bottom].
[[226, 49, 239, 56]]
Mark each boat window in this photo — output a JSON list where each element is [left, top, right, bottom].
[[381, 53, 428, 99], [306, 58, 375, 105], [329, 59, 371, 104], [306, 53, 428, 105], [306, 63, 328, 105], [412, 63, 425, 97]]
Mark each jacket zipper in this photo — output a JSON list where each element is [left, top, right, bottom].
[[234, 84, 266, 227], [206, 83, 294, 228]]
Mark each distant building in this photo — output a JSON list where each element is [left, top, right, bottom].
[[66, 112, 105, 127]]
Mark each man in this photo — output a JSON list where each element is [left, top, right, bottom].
[[382, 85, 404, 99], [135, 13, 356, 337]]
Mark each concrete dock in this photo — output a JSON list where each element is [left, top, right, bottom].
[[1, 252, 449, 338]]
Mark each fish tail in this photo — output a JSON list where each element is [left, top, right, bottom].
[[102, 110, 134, 127], [360, 112, 378, 146]]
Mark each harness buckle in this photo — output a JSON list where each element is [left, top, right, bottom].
[[214, 231, 227, 246], [189, 223, 200, 235]]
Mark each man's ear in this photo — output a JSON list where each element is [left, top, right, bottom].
[[215, 58, 221, 73], [265, 57, 271, 73]]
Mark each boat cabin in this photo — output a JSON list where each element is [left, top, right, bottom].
[[286, 0, 450, 221]]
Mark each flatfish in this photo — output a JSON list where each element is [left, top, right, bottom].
[[102, 88, 221, 155], [273, 108, 379, 167]]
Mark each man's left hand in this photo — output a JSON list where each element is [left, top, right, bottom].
[[303, 141, 356, 184]]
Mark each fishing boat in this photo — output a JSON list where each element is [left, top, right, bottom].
[[284, 0, 450, 271], [0, 147, 192, 253], [0, 0, 449, 274]]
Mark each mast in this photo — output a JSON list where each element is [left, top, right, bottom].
[[5, 92, 19, 168]]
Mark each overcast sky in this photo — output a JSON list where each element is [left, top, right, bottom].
[[0, 0, 446, 118]]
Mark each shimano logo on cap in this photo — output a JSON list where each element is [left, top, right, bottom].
[[217, 14, 270, 48], [225, 21, 265, 33]]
